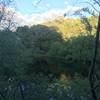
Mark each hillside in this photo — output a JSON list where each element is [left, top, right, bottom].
[[0, 15, 100, 100], [44, 16, 98, 39]]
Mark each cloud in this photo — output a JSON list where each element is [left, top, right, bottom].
[[5, 6, 83, 26], [64, 1, 68, 5]]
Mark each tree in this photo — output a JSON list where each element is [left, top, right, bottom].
[[0, 30, 25, 100], [80, 1, 100, 100], [0, 0, 17, 31]]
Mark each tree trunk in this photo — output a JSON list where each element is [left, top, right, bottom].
[[89, 13, 100, 100]]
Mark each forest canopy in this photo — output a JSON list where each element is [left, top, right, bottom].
[[0, 0, 100, 100]]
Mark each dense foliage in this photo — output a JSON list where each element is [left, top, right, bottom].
[[0, 16, 100, 100]]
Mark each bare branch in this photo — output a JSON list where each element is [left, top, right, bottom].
[[0, 0, 17, 31], [93, 0, 100, 7], [79, 1, 99, 13], [33, 0, 42, 7]]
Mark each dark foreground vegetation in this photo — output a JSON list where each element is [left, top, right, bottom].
[[0, 16, 100, 100]]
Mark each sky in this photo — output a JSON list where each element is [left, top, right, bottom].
[[11, 0, 89, 26], [15, 0, 86, 14]]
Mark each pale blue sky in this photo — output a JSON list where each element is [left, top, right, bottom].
[[12, 0, 99, 25], [15, 0, 87, 15]]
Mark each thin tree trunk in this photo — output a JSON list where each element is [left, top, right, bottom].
[[89, 13, 100, 100]]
